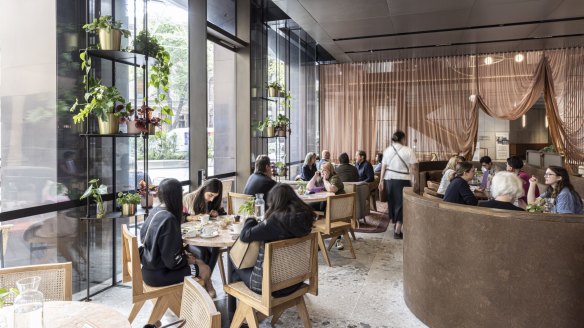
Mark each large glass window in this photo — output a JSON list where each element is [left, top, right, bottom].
[[207, 41, 236, 176]]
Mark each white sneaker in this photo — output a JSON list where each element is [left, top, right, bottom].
[[335, 239, 344, 250]]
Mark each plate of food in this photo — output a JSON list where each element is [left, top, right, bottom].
[[199, 230, 220, 238]]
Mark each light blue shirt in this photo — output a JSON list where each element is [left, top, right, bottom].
[[542, 188, 583, 214]]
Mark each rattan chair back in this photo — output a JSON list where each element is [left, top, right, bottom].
[[227, 192, 254, 215], [180, 276, 220, 328], [0, 262, 72, 302], [325, 193, 356, 235]]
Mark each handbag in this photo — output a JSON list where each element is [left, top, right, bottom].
[[229, 237, 260, 269]]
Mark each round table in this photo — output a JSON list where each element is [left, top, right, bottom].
[[0, 301, 131, 328], [182, 218, 238, 248]]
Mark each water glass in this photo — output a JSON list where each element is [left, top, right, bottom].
[[14, 290, 43, 328]]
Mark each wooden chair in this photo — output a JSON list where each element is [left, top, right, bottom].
[[181, 276, 221, 328], [221, 179, 235, 209], [312, 193, 357, 267], [227, 192, 254, 215], [0, 262, 72, 302], [224, 233, 318, 328], [122, 224, 184, 324], [427, 180, 440, 191]]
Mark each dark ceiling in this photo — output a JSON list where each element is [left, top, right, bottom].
[[272, 0, 584, 62]]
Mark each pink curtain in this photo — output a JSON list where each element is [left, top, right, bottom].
[[320, 48, 584, 171]]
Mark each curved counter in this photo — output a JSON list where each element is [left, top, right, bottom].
[[403, 188, 584, 328]]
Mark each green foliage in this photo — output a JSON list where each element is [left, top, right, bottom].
[[526, 198, 545, 213], [70, 82, 130, 123], [138, 131, 186, 160], [275, 114, 290, 128], [116, 192, 141, 205], [266, 81, 282, 90], [257, 117, 275, 131], [133, 30, 162, 57], [0, 287, 19, 307], [238, 198, 256, 216], [275, 161, 286, 169], [83, 16, 131, 38], [540, 144, 556, 153], [80, 178, 107, 204]]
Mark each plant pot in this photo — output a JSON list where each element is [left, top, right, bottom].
[[96, 202, 106, 219], [275, 127, 287, 137], [127, 121, 141, 134], [98, 113, 119, 134], [98, 29, 122, 51], [141, 194, 154, 208], [148, 124, 156, 135], [122, 203, 137, 216], [267, 87, 278, 97], [277, 168, 288, 177], [265, 127, 275, 137]]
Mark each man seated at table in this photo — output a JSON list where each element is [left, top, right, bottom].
[[336, 152, 359, 182], [478, 155, 496, 190], [243, 155, 277, 198], [316, 150, 330, 170], [354, 150, 375, 182]]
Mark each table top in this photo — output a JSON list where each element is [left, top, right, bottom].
[[299, 191, 334, 203], [0, 301, 131, 328], [182, 216, 238, 248]]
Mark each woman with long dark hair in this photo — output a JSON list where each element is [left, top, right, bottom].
[[378, 130, 418, 239], [182, 178, 226, 297], [232, 183, 315, 296], [443, 162, 479, 206], [140, 178, 211, 288], [528, 166, 583, 214]]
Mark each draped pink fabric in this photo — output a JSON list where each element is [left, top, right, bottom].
[[320, 48, 584, 172]]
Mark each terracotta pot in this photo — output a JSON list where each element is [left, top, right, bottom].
[[276, 127, 287, 137], [122, 204, 137, 216], [98, 113, 119, 134], [98, 29, 122, 51], [127, 121, 141, 134], [141, 194, 154, 208]]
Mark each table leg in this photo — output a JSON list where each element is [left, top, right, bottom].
[[226, 252, 235, 318], [112, 219, 117, 286]]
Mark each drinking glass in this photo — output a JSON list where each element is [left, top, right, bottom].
[[16, 277, 41, 293], [14, 277, 43, 328]]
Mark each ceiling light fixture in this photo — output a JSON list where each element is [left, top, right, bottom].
[[515, 54, 524, 63], [545, 116, 549, 128], [484, 56, 493, 65], [522, 114, 526, 128]]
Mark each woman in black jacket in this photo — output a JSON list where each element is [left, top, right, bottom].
[[443, 162, 479, 206], [182, 178, 226, 296], [140, 178, 211, 288], [232, 183, 315, 296]]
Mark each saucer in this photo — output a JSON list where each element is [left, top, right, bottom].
[[199, 230, 219, 238]]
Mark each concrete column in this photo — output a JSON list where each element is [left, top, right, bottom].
[[235, 0, 251, 192], [188, 0, 207, 189]]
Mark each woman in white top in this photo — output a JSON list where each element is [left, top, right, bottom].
[[378, 130, 418, 239], [437, 155, 465, 194]]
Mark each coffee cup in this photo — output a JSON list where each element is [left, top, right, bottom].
[[200, 214, 210, 225], [231, 222, 243, 234]]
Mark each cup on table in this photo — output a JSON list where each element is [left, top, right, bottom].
[[200, 214, 210, 225], [231, 222, 244, 234]]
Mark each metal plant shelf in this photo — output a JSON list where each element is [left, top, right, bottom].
[[86, 50, 156, 68]]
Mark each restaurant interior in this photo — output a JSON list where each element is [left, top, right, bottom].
[[1, 0, 583, 327]]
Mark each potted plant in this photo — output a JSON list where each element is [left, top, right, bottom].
[[296, 181, 307, 195], [133, 31, 173, 125], [275, 162, 287, 177], [238, 198, 256, 218], [70, 82, 130, 134], [275, 114, 290, 137], [80, 178, 108, 218], [83, 16, 131, 50], [131, 104, 162, 135], [257, 117, 275, 137], [137, 179, 158, 208], [266, 81, 282, 97], [117, 192, 141, 216]]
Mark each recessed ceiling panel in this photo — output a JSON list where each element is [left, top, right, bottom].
[[460, 25, 538, 43], [321, 17, 395, 39], [548, 0, 584, 19], [386, 0, 474, 16], [468, 0, 563, 25], [297, 0, 389, 22], [389, 9, 471, 33], [530, 20, 584, 38]]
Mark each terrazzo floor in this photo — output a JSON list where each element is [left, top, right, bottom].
[[89, 222, 427, 328]]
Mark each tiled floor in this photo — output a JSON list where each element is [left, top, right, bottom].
[[91, 223, 427, 328]]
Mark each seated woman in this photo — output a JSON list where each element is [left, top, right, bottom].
[[527, 166, 583, 214], [140, 178, 211, 288], [182, 178, 227, 297], [300, 152, 317, 181], [443, 162, 479, 206], [478, 172, 524, 211], [437, 155, 464, 194], [232, 183, 315, 296]]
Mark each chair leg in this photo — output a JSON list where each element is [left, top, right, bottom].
[[316, 233, 332, 267], [217, 251, 227, 285], [128, 300, 146, 323], [168, 291, 182, 317], [327, 235, 340, 252], [370, 193, 377, 211], [271, 307, 286, 326], [244, 303, 259, 328], [230, 302, 247, 328], [148, 296, 170, 324], [349, 227, 357, 241], [296, 297, 312, 328], [343, 230, 356, 259]]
